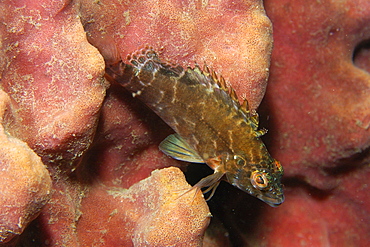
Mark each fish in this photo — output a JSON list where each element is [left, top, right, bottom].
[[105, 48, 284, 207]]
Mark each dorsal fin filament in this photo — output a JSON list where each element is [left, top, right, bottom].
[[240, 99, 250, 115], [203, 64, 211, 75], [229, 87, 238, 102], [219, 76, 227, 91]]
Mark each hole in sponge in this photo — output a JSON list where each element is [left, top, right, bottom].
[[353, 39, 370, 73]]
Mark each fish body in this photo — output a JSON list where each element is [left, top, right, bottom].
[[106, 48, 284, 206]]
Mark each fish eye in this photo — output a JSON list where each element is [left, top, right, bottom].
[[234, 155, 246, 166], [251, 171, 269, 189]]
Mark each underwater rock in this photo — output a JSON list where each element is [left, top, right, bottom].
[[1, 0, 272, 245], [0, 0, 106, 245], [0, 91, 52, 243], [214, 0, 370, 246], [0, 0, 107, 172], [77, 167, 210, 247], [80, 0, 272, 110], [3, 0, 367, 246]]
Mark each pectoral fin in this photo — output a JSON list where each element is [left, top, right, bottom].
[[159, 134, 204, 163]]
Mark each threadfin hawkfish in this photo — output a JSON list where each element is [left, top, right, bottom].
[[105, 48, 284, 206]]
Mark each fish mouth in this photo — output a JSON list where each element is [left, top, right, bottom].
[[257, 193, 285, 207]]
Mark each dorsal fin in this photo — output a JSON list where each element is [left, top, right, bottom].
[[241, 99, 249, 113], [229, 87, 238, 102], [249, 112, 260, 130], [219, 76, 227, 91], [128, 47, 245, 119], [203, 64, 211, 75], [211, 70, 218, 82], [255, 128, 268, 137]]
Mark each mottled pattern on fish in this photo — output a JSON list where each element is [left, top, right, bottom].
[[106, 48, 284, 206]]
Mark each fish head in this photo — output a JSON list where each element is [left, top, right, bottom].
[[225, 155, 284, 207]]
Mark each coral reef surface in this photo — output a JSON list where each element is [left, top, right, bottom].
[[0, 0, 271, 245], [0, 0, 369, 246]]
